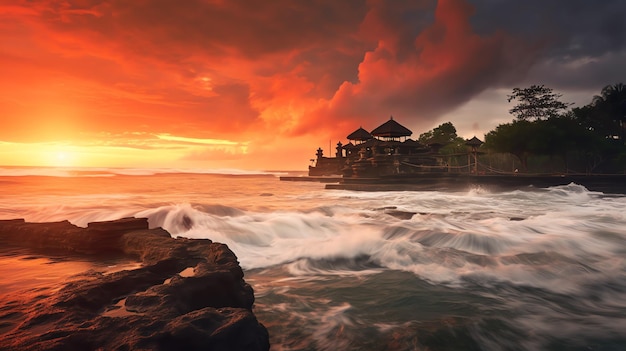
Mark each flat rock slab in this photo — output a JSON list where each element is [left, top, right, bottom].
[[0, 218, 269, 351]]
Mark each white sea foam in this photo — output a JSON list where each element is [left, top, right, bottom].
[[1, 172, 625, 295], [106, 189, 622, 295]]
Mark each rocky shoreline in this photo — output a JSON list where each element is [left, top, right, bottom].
[[324, 173, 626, 194], [0, 218, 269, 351]]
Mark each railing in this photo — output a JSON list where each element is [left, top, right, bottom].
[[402, 161, 518, 175], [400, 162, 470, 171]]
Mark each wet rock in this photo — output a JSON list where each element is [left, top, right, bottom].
[[373, 206, 417, 220], [0, 218, 269, 351], [385, 210, 417, 220]]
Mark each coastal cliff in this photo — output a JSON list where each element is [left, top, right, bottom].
[[0, 218, 269, 351]]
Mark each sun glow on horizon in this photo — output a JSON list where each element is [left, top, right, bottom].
[[0, 130, 278, 169], [54, 151, 73, 167]]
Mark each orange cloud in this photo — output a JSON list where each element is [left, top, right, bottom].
[[0, 0, 545, 169]]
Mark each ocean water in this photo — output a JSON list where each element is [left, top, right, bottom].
[[1, 167, 625, 350]]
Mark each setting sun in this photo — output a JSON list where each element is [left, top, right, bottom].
[[44, 145, 79, 168], [54, 151, 71, 166]]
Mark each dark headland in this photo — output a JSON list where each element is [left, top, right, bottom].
[[0, 217, 269, 351]]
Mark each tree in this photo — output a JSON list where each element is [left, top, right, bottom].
[[507, 85, 572, 120], [418, 122, 466, 155], [485, 115, 611, 173], [484, 120, 536, 171], [573, 104, 614, 140], [590, 83, 626, 141], [571, 84, 626, 171], [418, 122, 459, 145]]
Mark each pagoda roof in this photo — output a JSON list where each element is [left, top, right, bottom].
[[358, 138, 382, 148], [342, 142, 357, 149], [465, 136, 484, 146], [346, 127, 373, 141], [370, 116, 412, 138], [402, 138, 422, 146]]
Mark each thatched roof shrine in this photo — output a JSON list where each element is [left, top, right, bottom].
[[465, 136, 484, 147], [371, 116, 412, 139], [347, 127, 373, 141]]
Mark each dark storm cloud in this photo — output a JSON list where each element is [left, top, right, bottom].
[[467, 0, 626, 90], [469, 0, 626, 56]]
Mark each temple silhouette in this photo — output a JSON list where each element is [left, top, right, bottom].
[[309, 116, 482, 178]]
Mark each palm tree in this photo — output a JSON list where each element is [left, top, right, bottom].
[[591, 83, 626, 142]]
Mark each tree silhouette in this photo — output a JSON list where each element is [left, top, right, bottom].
[[418, 122, 458, 145], [591, 83, 626, 142], [507, 85, 572, 120], [484, 120, 535, 171]]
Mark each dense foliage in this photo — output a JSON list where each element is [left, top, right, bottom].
[[418, 122, 466, 155], [484, 84, 626, 173]]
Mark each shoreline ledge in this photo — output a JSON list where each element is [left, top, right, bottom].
[[323, 174, 626, 194], [0, 217, 270, 351]]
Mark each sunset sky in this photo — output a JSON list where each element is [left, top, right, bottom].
[[1, 0, 625, 170]]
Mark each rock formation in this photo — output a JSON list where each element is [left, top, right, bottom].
[[0, 218, 269, 351]]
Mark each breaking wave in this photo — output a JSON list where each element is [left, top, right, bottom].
[[117, 189, 625, 296], [2, 175, 624, 296]]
